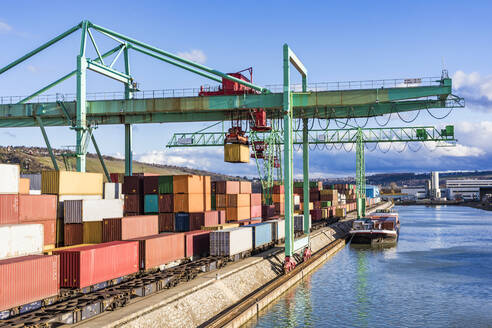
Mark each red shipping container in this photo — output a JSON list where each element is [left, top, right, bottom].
[[262, 205, 275, 219], [251, 205, 262, 218], [123, 176, 142, 194], [250, 193, 262, 207], [218, 210, 226, 224], [64, 223, 83, 246], [273, 185, 284, 194], [215, 181, 240, 194], [184, 230, 210, 258], [313, 201, 321, 209], [310, 209, 322, 221], [189, 211, 219, 230], [0, 255, 59, 311], [143, 176, 159, 194], [158, 213, 174, 232], [0, 194, 19, 224], [124, 194, 143, 214], [310, 191, 320, 202], [102, 215, 158, 242], [54, 241, 138, 288], [158, 194, 173, 213], [110, 173, 124, 183], [18, 194, 57, 222], [132, 233, 185, 270]]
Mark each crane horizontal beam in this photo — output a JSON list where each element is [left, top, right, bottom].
[[0, 82, 462, 128], [166, 126, 456, 147]]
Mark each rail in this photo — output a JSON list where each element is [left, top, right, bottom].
[[0, 76, 442, 105]]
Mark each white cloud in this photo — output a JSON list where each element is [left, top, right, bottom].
[[452, 71, 492, 110], [0, 21, 12, 33], [176, 49, 207, 64], [434, 144, 484, 157]]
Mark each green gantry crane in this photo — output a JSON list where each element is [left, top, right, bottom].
[[0, 21, 464, 272]]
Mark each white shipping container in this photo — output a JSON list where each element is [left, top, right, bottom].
[[274, 219, 286, 240], [29, 190, 42, 195], [104, 183, 123, 200], [294, 195, 300, 205], [0, 164, 20, 194], [0, 224, 44, 260], [65, 199, 123, 222], [57, 195, 102, 219], [210, 227, 252, 256]]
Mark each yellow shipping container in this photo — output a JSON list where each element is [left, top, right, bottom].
[[83, 221, 103, 244], [43, 243, 94, 255], [201, 223, 240, 231], [300, 202, 314, 211], [335, 207, 347, 217], [224, 144, 250, 163], [41, 171, 103, 195]]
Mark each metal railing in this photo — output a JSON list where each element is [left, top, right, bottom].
[[0, 76, 442, 105]]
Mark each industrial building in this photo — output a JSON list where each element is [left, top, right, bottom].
[[401, 186, 427, 199], [446, 179, 492, 200]]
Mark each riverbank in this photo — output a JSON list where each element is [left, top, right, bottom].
[[73, 201, 391, 328]]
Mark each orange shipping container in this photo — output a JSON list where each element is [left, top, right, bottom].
[[204, 192, 211, 211], [18, 178, 30, 194], [227, 194, 250, 207], [174, 193, 205, 212], [226, 206, 250, 221], [250, 193, 262, 207], [239, 181, 252, 194], [203, 176, 211, 194], [173, 175, 205, 194], [272, 193, 285, 203]]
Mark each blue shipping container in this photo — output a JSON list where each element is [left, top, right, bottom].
[[243, 222, 272, 248], [144, 194, 159, 213], [175, 213, 190, 232]]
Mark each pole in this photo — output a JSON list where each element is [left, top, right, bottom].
[[283, 44, 293, 259], [302, 118, 310, 234], [76, 21, 88, 172], [124, 45, 133, 176]]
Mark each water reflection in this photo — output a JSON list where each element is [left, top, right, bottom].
[[248, 206, 492, 328]]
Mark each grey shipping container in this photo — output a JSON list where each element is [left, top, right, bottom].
[[210, 227, 252, 256], [21, 174, 42, 191]]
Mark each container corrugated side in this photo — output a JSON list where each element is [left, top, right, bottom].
[[158, 194, 173, 213], [0, 164, 19, 194], [174, 194, 204, 212], [174, 213, 190, 232], [57, 195, 102, 219], [132, 233, 185, 270], [239, 181, 252, 194], [65, 199, 124, 223], [0, 224, 43, 260], [158, 176, 173, 194], [83, 221, 103, 243], [144, 194, 159, 213], [189, 211, 219, 230], [18, 194, 57, 222], [215, 181, 240, 194], [42, 171, 103, 195], [244, 222, 272, 248], [0, 255, 59, 311], [19, 178, 30, 194], [0, 194, 19, 224], [64, 224, 83, 246], [158, 213, 174, 232], [143, 176, 159, 194], [102, 216, 159, 242], [21, 219, 56, 248], [53, 241, 139, 288], [210, 227, 252, 256], [226, 194, 250, 207], [173, 175, 205, 194]]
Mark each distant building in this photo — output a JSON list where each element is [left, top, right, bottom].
[[401, 186, 427, 199], [446, 179, 492, 200], [365, 185, 380, 198], [431, 171, 441, 199]]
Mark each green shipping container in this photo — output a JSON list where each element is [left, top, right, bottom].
[[158, 176, 173, 194], [321, 201, 331, 207], [294, 182, 303, 188], [144, 194, 159, 213], [211, 193, 216, 210]]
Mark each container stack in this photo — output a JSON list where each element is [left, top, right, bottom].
[[272, 184, 285, 215], [225, 181, 252, 222]]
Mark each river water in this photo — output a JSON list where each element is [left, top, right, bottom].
[[246, 205, 492, 328]]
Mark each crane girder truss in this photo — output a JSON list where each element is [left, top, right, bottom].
[[167, 126, 457, 147]]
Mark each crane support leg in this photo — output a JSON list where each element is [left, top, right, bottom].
[[125, 124, 133, 176], [35, 116, 59, 171], [356, 129, 366, 218], [91, 134, 111, 182], [76, 22, 88, 172], [283, 44, 308, 273], [302, 120, 309, 234]]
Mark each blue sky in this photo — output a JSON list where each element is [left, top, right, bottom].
[[1, 1, 491, 177]]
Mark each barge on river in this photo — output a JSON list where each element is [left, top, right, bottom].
[[349, 210, 400, 246]]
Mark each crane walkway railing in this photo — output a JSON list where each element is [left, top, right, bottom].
[[0, 76, 442, 105]]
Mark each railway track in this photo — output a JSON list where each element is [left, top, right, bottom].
[[0, 214, 353, 328]]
